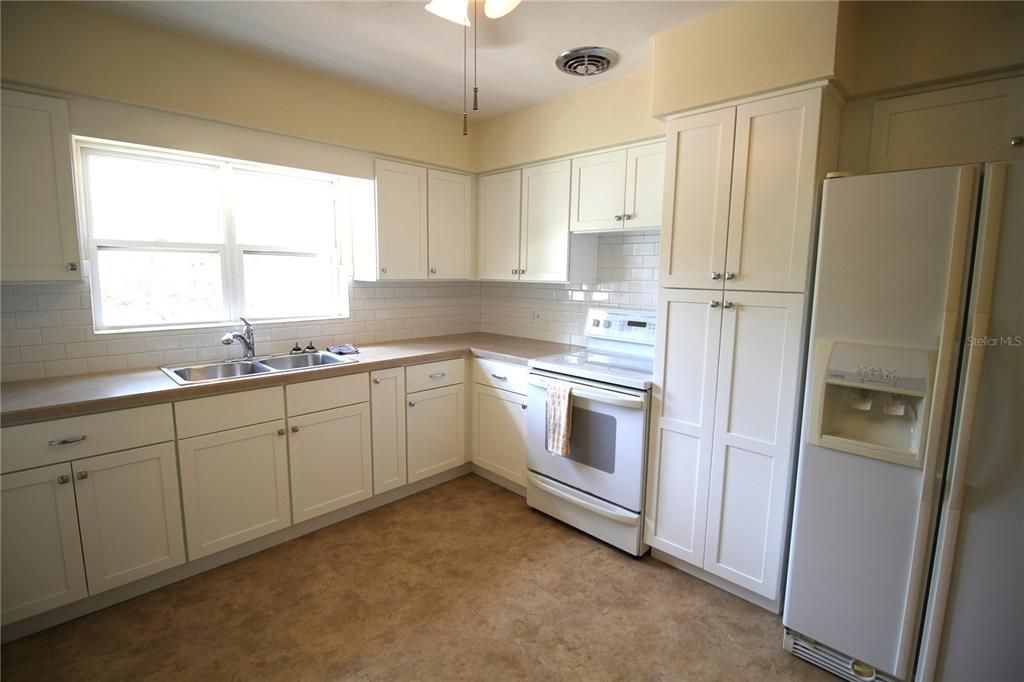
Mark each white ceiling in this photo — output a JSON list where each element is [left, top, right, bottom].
[[98, 1, 731, 117]]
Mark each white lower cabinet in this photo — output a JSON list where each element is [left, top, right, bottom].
[[406, 384, 465, 483], [288, 404, 373, 523], [646, 288, 804, 603], [177, 420, 291, 560], [73, 443, 186, 594], [370, 367, 408, 494], [471, 383, 528, 486], [1, 463, 88, 625]]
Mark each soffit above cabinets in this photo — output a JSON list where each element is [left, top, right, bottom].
[[97, 1, 732, 117]]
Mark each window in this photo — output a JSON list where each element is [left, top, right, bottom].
[[76, 139, 347, 331]]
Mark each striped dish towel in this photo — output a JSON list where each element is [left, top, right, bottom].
[[545, 381, 573, 456]]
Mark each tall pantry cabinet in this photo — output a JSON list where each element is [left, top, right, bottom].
[[645, 85, 842, 610]]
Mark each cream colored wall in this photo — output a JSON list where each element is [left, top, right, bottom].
[[847, 1, 1024, 95], [651, 1, 842, 118], [474, 69, 663, 172], [0, 2, 475, 171]]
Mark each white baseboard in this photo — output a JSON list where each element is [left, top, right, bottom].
[[2, 464, 473, 643], [650, 548, 781, 614]]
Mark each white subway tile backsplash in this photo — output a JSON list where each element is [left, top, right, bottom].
[[0, 234, 657, 379]]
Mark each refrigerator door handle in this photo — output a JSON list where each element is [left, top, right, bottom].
[[915, 163, 1007, 682], [895, 164, 980, 677]]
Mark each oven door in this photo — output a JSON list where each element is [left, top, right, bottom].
[[526, 372, 648, 512]]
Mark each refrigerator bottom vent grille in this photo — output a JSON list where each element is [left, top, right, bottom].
[[784, 629, 898, 682]]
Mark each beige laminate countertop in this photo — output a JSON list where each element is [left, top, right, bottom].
[[0, 333, 577, 427]]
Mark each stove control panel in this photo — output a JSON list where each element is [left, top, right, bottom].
[[584, 308, 657, 346]]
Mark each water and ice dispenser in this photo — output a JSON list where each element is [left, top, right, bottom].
[[808, 341, 934, 468]]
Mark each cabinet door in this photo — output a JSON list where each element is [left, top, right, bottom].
[[178, 420, 291, 559], [520, 160, 571, 282], [407, 384, 465, 483], [1, 463, 87, 624], [471, 384, 528, 486], [660, 108, 735, 289], [73, 443, 186, 594], [427, 169, 474, 279], [569, 148, 627, 232], [477, 170, 522, 281], [375, 159, 428, 279], [725, 89, 821, 293], [370, 368, 408, 494], [703, 291, 804, 600], [1, 89, 81, 281], [289, 403, 373, 523], [644, 289, 723, 567], [624, 140, 666, 230]]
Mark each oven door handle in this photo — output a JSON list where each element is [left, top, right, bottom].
[[528, 378, 644, 410], [528, 473, 639, 525]]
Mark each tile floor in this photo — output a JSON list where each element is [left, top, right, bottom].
[[1, 475, 831, 681]]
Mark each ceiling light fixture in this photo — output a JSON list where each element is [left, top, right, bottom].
[[483, 0, 521, 19], [424, 0, 469, 26]]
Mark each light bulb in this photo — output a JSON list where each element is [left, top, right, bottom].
[[484, 0, 521, 19], [425, 0, 471, 26]]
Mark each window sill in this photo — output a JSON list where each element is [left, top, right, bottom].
[[93, 314, 351, 335]]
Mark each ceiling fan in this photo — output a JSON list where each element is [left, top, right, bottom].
[[425, 0, 522, 25]]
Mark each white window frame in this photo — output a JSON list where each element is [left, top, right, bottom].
[[73, 137, 349, 333]]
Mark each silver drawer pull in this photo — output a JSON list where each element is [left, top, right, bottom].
[[76, 471, 89, 481], [429, 372, 446, 379], [49, 435, 87, 447], [491, 373, 508, 381]]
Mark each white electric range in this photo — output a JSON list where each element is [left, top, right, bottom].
[[525, 308, 656, 555]]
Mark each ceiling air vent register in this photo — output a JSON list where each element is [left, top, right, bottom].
[[555, 47, 619, 77]]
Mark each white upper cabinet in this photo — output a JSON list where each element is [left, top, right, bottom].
[[661, 87, 832, 294], [570, 148, 628, 232], [354, 159, 428, 280], [1, 89, 82, 281], [570, 140, 665, 233], [477, 169, 522, 281], [520, 160, 571, 282], [660, 108, 736, 289], [624, 141, 667, 230], [702, 291, 804, 601], [427, 168, 474, 279], [869, 76, 1024, 172], [1, 463, 87, 625], [725, 89, 822, 293]]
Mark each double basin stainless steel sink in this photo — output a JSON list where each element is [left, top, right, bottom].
[[162, 351, 356, 385]]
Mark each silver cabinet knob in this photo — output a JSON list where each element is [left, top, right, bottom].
[[430, 267, 437, 274], [372, 378, 382, 384], [709, 300, 720, 308], [710, 272, 722, 280], [1011, 136, 1023, 147], [521, 404, 527, 410], [724, 272, 736, 280], [56, 474, 70, 485], [723, 301, 734, 309], [624, 214, 634, 220], [380, 267, 387, 274], [277, 428, 286, 436], [76, 471, 88, 481], [408, 401, 416, 407], [512, 268, 518, 275], [614, 214, 623, 221], [291, 425, 299, 433], [65, 262, 79, 272]]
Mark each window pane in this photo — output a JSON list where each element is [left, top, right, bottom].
[[84, 150, 222, 243], [243, 253, 339, 320], [96, 249, 225, 327], [233, 170, 336, 251]]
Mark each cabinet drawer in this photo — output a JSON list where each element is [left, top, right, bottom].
[[406, 358, 465, 393], [286, 373, 369, 417], [1, 404, 174, 474], [472, 358, 529, 395], [174, 387, 284, 439]]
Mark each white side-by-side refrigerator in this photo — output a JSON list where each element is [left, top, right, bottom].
[[783, 161, 1022, 682]]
